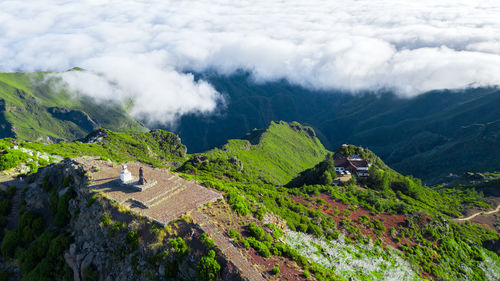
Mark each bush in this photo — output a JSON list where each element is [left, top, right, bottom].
[[100, 214, 111, 226], [0, 270, 11, 281], [240, 238, 250, 249], [247, 237, 270, 258], [197, 250, 220, 281], [7, 186, 16, 197], [0, 199, 11, 216], [19, 211, 45, 243], [126, 230, 139, 250], [227, 192, 250, 216], [84, 265, 99, 281], [248, 222, 266, 241], [272, 265, 280, 275], [0, 150, 26, 170], [228, 229, 241, 240], [86, 194, 97, 208], [1, 230, 19, 257], [169, 237, 189, 258], [54, 192, 74, 227], [201, 233, 215, 248]]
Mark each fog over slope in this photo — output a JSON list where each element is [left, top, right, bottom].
[[1, 0, 500, 123]]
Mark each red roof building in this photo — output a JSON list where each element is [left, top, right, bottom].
[[334, 157, 370, 177]]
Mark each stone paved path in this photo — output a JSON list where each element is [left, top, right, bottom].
[[192, 210, 266, 281]]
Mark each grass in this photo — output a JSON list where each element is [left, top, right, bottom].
[[0, 71, 146, 141], [202, 121, 329, 185], [0, 128, 187, 172]]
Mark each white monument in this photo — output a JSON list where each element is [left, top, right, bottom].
[[120, 164, 133, 183]]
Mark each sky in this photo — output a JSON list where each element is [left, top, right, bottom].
[[1, 0, 500, 124]]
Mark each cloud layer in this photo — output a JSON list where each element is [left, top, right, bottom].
[[1, 0, 500, 123]]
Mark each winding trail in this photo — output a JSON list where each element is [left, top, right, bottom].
[[456, 204, 500, 221]]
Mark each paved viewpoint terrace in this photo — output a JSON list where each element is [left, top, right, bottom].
[[83, 159, 222, 225]]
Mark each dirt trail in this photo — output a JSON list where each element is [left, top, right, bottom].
[[456, 204, 500, 221], [192, 210, 266, 281]]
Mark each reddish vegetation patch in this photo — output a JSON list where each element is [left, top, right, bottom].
[[199, 201, 307, 281], [290, 193, 413, 249], [245, 247, 304, 281], [464, 213, 500, 232]]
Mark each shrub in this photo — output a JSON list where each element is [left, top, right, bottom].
[[84, 265, 99, 281], [0, 270, 11, 281], [54, 192, 74, 227], [201, 233, 215, 248], [19, 211, 45, 243], [248, 222, 265, 241], [0, 150, 26, 170], [197, 250, 220, 281], [228, 229, 241, 240], [7, 186, 16, 197], [227, 192, 250, 216], [19, 231, 55, 274], [246, 237, 270, 258], [126, 230, 139, 250], [240, 238, 250, 249], [0, 199, 11, 216], [100, 214, 111, 226], [1, 230, 19, 257], [86, 194, 97, 208], [169, 237, 189, 258], [272, 265, 280, 275]]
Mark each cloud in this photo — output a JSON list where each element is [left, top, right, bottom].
[[1, 0, 500, 122]]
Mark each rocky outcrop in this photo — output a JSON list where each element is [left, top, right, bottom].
[[0, 99, 16, 139], [150, 129, 187, 158], [26, 158, 243, 281], [48, 107, 100, 132]]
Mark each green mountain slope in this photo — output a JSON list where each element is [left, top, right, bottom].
[[1, 124, 499, 281], [0, 71, 147, 141], [167, 73, 500, 183], [180, 121, 329, 185]]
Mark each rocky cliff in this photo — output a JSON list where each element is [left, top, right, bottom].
[[7, 158, 243, 281]]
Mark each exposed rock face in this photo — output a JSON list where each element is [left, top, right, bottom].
[[81, 129, 108, 144], [48, 107, 100, 132], [227, 157, 244, 171], [0, 99, 16, 138], [150, 129, 187, 158], [27, 158, 243, 281]]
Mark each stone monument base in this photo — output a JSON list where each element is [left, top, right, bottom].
[[117, 179, 158, 192]]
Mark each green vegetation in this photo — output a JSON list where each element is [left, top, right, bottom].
[[197, 250, 220, 281], [272, 265, 280, 275], [169, 237, 189, 258], [0, 71, 146, 141], [126, 230, 139, 250], [0, 128, 187, 173], [200, 233, 215, 248], [173, 123, 500, 280], [287, 153, 337, 187], [179, 121, 328, 185], [1, 119, 499, 280], [171, 73, 500, 183]]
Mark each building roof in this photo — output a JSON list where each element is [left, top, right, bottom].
[[334, 157, 370, 171], [349, 159, 369, 168]]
